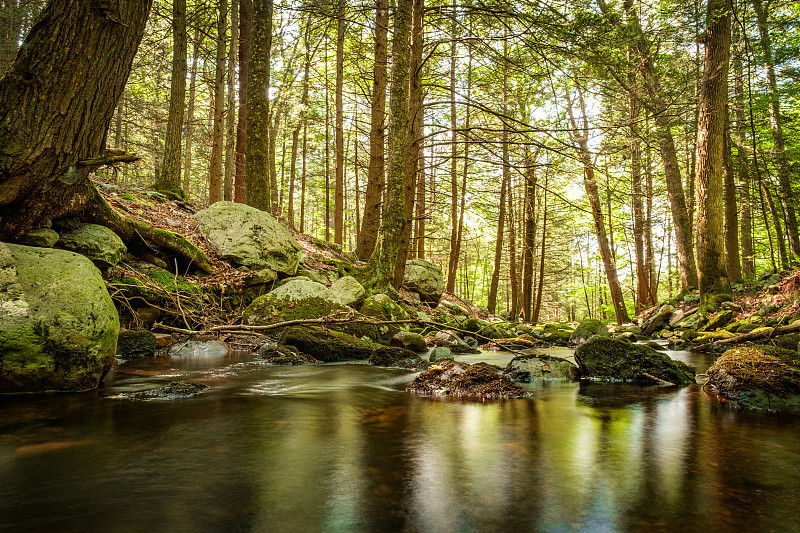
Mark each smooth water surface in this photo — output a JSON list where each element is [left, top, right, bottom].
[[1, 348, 799, 533]]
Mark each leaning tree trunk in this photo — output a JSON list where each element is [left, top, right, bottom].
[[0, 0, 152, 239], [695, 0, 731, 313]]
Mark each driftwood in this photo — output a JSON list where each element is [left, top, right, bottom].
[[693, 321, 800, 351]]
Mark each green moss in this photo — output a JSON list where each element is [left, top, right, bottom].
[[575, 337, 696, 384], [708, 346, 800, 410], [147, 268, 202, 295], [279, 326, 378, 362]]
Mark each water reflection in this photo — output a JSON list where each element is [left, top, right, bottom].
[[1, 354, 799, 533]]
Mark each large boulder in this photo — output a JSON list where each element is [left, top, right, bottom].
[[408, 360, 526, 399], [328, 276, 365, 307], [503, 354, 580, 382], [402, 258, 444, 304], [279, 326, 377, 362], [574, 337, 696, 385], [369, 346, 428, 370], [706, 346, 800, 410], [390, 331, 428, 352], [0, 244, 120, 392], [569, 318, 609, 346], [359, 293, 410, 321], [58, 223, 126, 267], [642, 304, 675, 336], [195, 201, 301, 275]]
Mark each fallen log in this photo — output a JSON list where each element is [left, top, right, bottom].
[[693, 321, 800, 351]]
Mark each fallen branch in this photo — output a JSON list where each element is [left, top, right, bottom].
[[693, 321, 800, 351], [153, 315, 426, 336]]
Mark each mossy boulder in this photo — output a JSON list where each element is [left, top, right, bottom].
[[774, 333, 800, 352], [706, 346, 800, 410], [408, 360, 526, 399], [428, 330, 481, 354], [0, 244, 119, 393], [390, 331, 428, 352], [570, 318, 609, 346], [257, 345, 319, 365], [328, 276, 365, 307], [503, 353, 580, 382], [18, 228, 59, 248], [116, 330, 156, 358], [195, 201, 302, 275], [359, 293, 410, 321], [369, 346, 427, 370], [402, 258, 444, 304], [429, 346, 453, 362], [675, 310, 707, 331], [642, 305, 674, 336], [574, 337, 696, 385], [541, 324, 574, 346], [279, 326, 378, 362], [58, 223, 127, 267], [461, 317, 487, 333], [699, 309, 736, 332], [477, 324, 510, 340]]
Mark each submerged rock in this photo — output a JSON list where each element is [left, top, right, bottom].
[[503, 353, 580, 382], [408, 360, 526, 399], [706, 346, 800, 411], [574, 337, 696, 385], [279, 326, 377, 362], [369, 346, 428, 370], [0, 243, 119, 393], [119, 380, 209, 400]]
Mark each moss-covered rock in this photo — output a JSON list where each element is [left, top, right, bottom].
[[570, 318, 609, 346], [408, 360, 526, 399], [369, 346, 427, 370], [773, 333, 800, 352], [18, 228, 59, 248], [574, 336, 696, 385], [117, 330, 156, 358], [390, 331, 428, 352], [642, 304, 675, 336], [359, 293, 410, 321], [279, 326, 378, 362], [58, 223, 127, 267], [503, 353, 580, 382], [477, 324, 510, 340], [402, 258, 444, 304], [429, 346, 453, 362], [0, 244, 119, 393], [120, 380, 208, 400], [706, 346, 800, 410], [195, 201, 302, 275], [328, 276, 365, 307], [699, 309, 736, 332], [257, 344, 319, 365]]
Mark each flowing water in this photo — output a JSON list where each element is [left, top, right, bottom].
[[1, 346, 800, 533]]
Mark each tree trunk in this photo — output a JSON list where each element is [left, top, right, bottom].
[[157, 0, 187, 198], [0, 0, 23, 76], [183, 27, 201, 199], [246, 0, 272, 211], [732, 36, 754, 277], [288, 20, 311, 230], [521, 149, 537, 321], [532, 174, 548, 324], [365, 0, 411, 291], [487, 174, 507, 314], [356, 0, 388, 260], [0, 0, 153, 238], [695, 0, 731, 312], [208, 0, 227, 204], [224, 0, 239, 201], [753, 0, 800, 259], [393, 0, 423, 288], [723, 117, 741, 282], [414, 147, 425, 259], [446, 7, 459, 293], [566, 80, 630, 324], [334, 0, 345, 244], [234, 0, 251, 203]]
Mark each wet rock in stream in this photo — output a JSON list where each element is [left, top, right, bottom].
[[408, 360, 526, 399], [115, 380, 209, 400]]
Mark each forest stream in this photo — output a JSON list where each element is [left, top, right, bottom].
[[1, 347, 799, 533]]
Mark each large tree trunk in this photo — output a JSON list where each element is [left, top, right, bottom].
[[245, 0, 272, 211], [157, 0, 187, 198], [0, 0, 153, 239], [753, 0, 800, 259], [695, 0, 731, 312], [393, 0, 424, 288], [365, 0, 411, 291], [732, 35, 754, 277], [208, 0, 227, 204], [445, 7, 459, 293], [356, 0, 388, 260], [521, 148, 538, 321]]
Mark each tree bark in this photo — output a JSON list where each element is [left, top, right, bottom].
[[365, 0, 412, 291], [356, 0, 388, 260], [521, 148, 537, 321], [208, 0, 227, 204], [732, 38, 754, 278], [234, 0, 251, 203], [487, 173, 507, 314], [0, 0, 153, 238], [183, 27, 201, 199], [723, 117, 741, 282], [224, 0, 239, 201], [695, 0, 731, 312], [246, 0, 272, 211], [157, 0, 187, 198], [753, 0, 800, 259], [334, 0, 345, 244]]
